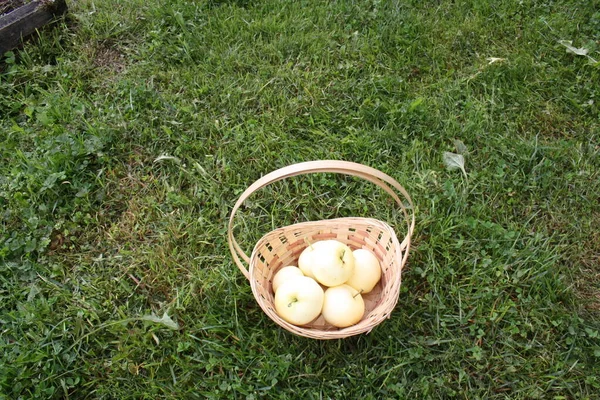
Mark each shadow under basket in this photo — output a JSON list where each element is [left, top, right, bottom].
[[228, 160, 415, 340]]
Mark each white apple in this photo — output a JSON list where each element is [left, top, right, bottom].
[[345, 249, 382, 294], [321, 284, 365, 328], [274, 276, 324, 326], [272, 266, 304, 293], [310, 240, 355, 287], [298, 244, 318, 279]]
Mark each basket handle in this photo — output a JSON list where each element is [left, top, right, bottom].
[[227, 160, 415, 280]]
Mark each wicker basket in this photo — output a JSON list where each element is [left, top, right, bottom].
[[227, 160, 415, 339]]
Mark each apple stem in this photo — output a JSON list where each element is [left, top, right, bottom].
[[288, 298, 298, 307], [340, 249, 345, 263], [353, 289, 364, 299]]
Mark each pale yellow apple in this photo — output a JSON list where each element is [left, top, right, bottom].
[[345, 249, 382, 294], [297, 244, 317, 279], [321, 284, 365, 328], [272, 266, 304, 293], [274, 276, 324, 326], [310, 240, 355, 287]]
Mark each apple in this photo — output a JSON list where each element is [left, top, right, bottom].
[[321, 284, 365, 328], [274, 276, 324, 326], [297, 244, 318, 279], [310, 240, 355, 287], [345, 249, 382, 294], [272, 266, 304, 293]]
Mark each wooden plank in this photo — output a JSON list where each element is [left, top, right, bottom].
[[0, 0, 68, 55]]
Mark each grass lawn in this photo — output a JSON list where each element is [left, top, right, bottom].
[[1, 0, 599, 398]]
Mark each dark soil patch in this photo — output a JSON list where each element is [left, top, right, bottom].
[[94, 44, 126, 73]]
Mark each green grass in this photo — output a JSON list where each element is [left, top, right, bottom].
[[1, 0, 599, 398]]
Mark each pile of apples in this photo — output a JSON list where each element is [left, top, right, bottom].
[[272, 239, 382, 328]]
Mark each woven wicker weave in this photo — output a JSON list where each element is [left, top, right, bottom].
[[228, 160, 415, 339]]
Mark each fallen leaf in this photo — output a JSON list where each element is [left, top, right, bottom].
[[142, 313, 180, 330], [558, 40, 589, 56], [486, 57, 506, 64], [454, 139, 468, 155], [154, 155, 181, 164], [443, 152, 468, 179]]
